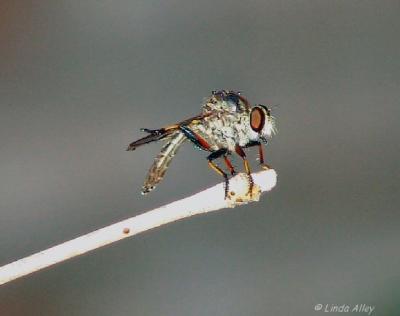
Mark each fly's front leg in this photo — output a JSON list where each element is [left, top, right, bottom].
[[245, 141, 271, 170], [257, 143, 271, 170], [235, 144, 254, 196], [207, 149, 230, 199]]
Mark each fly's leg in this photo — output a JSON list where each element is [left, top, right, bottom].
[[180, 126, 229, 198], [244, 141, 271, 170], [208, 161, 229, 198], [257, 143, 271, 170], [180, 126, 211, 151], [207, 149, 230, 199], [223, 155, 236, 176], [235, 145, 254, 196]]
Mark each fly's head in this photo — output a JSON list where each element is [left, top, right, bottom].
[[249, 104, 277, 143]]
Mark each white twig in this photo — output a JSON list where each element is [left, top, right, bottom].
[[0, 169, 277, 286]]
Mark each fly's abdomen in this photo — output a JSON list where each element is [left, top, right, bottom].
[[142, 132, 186, 194]]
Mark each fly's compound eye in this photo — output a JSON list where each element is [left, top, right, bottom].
[[250, 106, 266, 132], [258, 104, 271, 116]]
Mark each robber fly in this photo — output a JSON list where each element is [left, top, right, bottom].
[[127, 90, 276, 198]]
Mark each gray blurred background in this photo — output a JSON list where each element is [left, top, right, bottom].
[[1, 1, 399, 315]]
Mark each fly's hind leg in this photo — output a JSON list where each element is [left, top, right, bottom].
[[207, 149, 230, 199], [179, 125, 231, 199], [235, 144, 254, 197]]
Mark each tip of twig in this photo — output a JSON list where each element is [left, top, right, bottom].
[[223, 169, 277, 207]]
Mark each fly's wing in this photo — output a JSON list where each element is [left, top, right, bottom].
[[126, 131, 169, 151], [127, 114, 206, 151], [142, 131, 186, 194]]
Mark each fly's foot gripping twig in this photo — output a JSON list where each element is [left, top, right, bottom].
[[222, 176, 230, 200], [247, 173, 255, 198], [226, 173, 262, 206], [260, 163, 271, 170]]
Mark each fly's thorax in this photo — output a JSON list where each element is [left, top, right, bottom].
[[202, 90, 250, 114], [234, 114, 254, 147], [190, 111, 246, 151]]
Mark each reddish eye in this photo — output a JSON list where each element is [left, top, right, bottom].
[[250, 107, 265, 132]]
